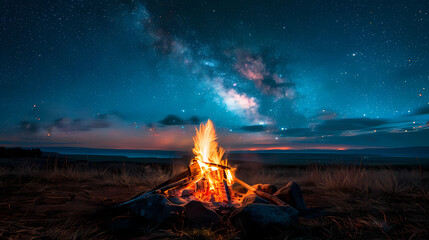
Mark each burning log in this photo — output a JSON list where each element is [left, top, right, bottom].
[[223, 180, 232, 202]]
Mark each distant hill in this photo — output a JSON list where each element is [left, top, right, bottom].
[[35, 146, 429, 158], [243, 146, 429, 158], [39, 146, 186, 159], [2, 146, 428, 166], [0, 147, 42, 158]]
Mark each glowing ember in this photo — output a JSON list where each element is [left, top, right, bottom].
[[186, 120, 235, 202]]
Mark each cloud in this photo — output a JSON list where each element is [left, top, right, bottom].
[[48, 117, 110, 132], [277, 127, 317, 137], [16, 116, 111, 135], [96, 112, 128, 120], [159, 115, 203, 126], [240, 125, 267, 132], [309, 128, 429, 148], [412, 106, 429, 115], [234, 50, 296, 99], [274, 117, 429, 139], [15, 113, 122, 135], [188, 116, 202, 125], [312, 109, 337, 121], [315, 118, 387, 132], [159, 115, 186, 126]]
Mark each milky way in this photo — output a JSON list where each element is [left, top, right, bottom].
[[0, 0, 428, 150]]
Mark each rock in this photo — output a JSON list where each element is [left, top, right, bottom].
[[181, 189, 194, 197], [241, 194, 269, 205], [232, 203, 299, 238], [168, 196, 188, 205], [109, 218, 137, 236], [129, 194, 184, 224], [234, 185, 248, 194], [273, 182, 307, 211], [184, 200, 219, 228], [250, 184, 278, 195]]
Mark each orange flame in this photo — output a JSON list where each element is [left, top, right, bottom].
[[191, 119, 234, 202]]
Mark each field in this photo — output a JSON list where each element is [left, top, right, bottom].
[[0, 157, 428, 239]]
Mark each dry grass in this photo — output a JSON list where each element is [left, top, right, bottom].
[[0, 158, 428, 239]]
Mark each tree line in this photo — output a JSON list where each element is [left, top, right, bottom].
[[0, 147, 42, 158]]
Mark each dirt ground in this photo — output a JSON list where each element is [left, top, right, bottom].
[[1, 157, 428, 239]]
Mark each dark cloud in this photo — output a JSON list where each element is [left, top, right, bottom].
[[97, 112, 125, 120], [277, 128, 316, 137], [188, 116, 201, 125], [316, 118, 387, 132], [48, 118, 110, 132], [240, 125, 267, 132], [306, 128, 429, 148], [412, 106, 429, 115], [159, 115, 203, 126], [312, 110, 337, 121], [16, 115, 112, 134], [159, 115, 186, 126], [87, 119, 110, 129], [0, 140, 79, 146], [275, 118, 427, 138]]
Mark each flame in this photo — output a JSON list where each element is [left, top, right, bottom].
[[192, 119, 224, 167], [190, 119, 235, 202]]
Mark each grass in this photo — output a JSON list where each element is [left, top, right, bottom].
[[0, 158, 428, 239]]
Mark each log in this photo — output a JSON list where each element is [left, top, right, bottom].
[[155, 177, 194, 194], [234, 177, 286, 206], [223, 180, 232, 202]]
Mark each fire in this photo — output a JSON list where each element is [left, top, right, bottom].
[[189, 120, 235, 202]]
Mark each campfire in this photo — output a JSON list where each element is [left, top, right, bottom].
[[169, 120, 235, 203], [119, 119, 287, 207], [115, 120, 308, 237]]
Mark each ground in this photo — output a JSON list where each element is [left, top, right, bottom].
[[0, 157, 428, 239]]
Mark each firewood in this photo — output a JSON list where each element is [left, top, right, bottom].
[[223, 180, 232, 202], [234, 178, 286, 206], [155, 177, 194, 194]]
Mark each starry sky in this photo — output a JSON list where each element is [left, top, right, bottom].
[[1, 0, 428, 151]]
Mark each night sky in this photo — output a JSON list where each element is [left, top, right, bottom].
[[1, 0, 428, 151]]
